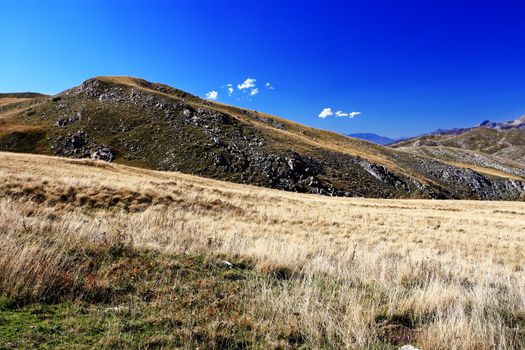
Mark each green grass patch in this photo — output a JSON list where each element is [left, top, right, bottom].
[[0, 247, 267, 349]]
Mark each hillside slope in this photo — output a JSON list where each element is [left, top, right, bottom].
[[392, 117, 525, 163], [395, 146, 525, 179], [1, 76, 524, 200]]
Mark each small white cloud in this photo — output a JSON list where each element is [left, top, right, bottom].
[[320, 108, 361, 119], [205, 90, 218, 100], [250, 88, 259, 96], [265, 82, 275, 90], [238, 78, 256, 90], [335, 110, 361, 118], [227, 87, 234, 96], [318, 107, 334, 119]]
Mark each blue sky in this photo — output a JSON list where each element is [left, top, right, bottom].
[[1, 0, 525, 138]]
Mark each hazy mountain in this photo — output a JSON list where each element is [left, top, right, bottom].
[[347, 133, 398, 145]]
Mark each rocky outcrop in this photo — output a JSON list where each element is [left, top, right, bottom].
[[397, 146, 525, 179], [390, 151, 525, 199], [54, 130, 115, 162]]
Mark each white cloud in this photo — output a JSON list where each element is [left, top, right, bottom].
[[238, 78, 256, 90], [320, 108, 361, 119], [349, 112, 361, 118], [205, 90, 218, 100], [318, 107, 334, 118], [335, 111, 361, 118], [214, 78, 270, 100]]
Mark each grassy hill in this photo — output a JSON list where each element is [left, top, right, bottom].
[[1, 76, 524, 200], [0, 151, 524, 349], [392, 123, 525, 163], [0, 93, 47, 108]]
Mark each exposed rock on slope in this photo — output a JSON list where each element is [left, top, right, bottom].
[[396, 146, 525, 179], [0, 76, 524, 200]]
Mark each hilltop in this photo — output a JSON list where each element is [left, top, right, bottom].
[[0, 92, 48, 108], [1, 76, 524, 200], [0, 92, 48, 99]]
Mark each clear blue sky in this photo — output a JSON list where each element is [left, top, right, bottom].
[[1, 0, 525, 138]]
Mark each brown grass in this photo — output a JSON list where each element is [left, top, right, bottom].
[[0, 123, 41, 136], [1, 151, 524, 349], [0, 98, 32, 107]]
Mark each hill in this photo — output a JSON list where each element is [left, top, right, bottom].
[[0, 151, 524, 349], [0, 92, 48, 108], [0, 92, 48, 99], [392, 116, 525, 163], [346, 132, 397, 145], [1, 76, 524, 200]]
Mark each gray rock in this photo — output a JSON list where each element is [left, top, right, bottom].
[[91, 147, 115, 162]]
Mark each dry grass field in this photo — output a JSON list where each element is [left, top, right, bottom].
[[0, 98, 32, 108], [1, 151, 524, 349]]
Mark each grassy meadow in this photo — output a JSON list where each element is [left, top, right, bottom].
[[0, 151, 524, 349]]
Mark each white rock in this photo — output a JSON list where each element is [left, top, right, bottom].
[[400, 345, 420, 350], [221, 260, 233, 268]]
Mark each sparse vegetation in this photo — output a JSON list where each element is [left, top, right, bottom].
[[0, 151, 524, 349]]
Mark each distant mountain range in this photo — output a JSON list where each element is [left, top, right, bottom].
[[391, 115, 525, 163], [0, 76, 524, 200], [346, 133, 399, 145]]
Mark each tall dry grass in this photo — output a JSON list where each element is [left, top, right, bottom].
[[0, 151, 524, 349]]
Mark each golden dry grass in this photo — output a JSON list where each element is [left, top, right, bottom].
[[0, 97, 32, 107], [0, 100, 46, 125], [0, 123, 41, 136], [1, 151, 525, 349]]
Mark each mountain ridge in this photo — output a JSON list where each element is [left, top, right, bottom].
[[391, 115, 525, 163], [1, 76, 524, 200]]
